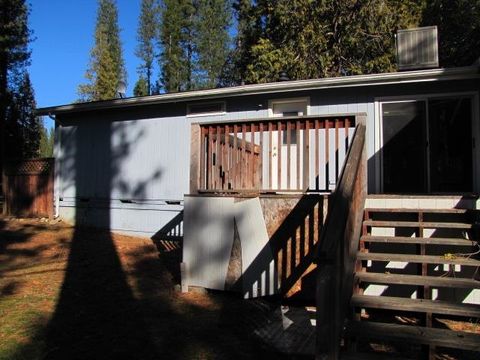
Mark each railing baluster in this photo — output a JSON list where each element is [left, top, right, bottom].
[[345, 118, 350, 150], [216, 125, 221, 189], [225, 124, 230, 189], [303, 120, 310, 190], [242, 124, 247, 189], [315, 119, 319, 191], [233, 124, 238, 189], [296, 120, 301, 190], [277, 121, 282, 190], [325, 119, 330, 190], [268, 122, 273, 189], [287, 120, 291, 190], [259, 122, 264, 189], [251, 123, 256, 188], [208, 126, 213, 189], [335, 119, 339, 183], [200, 127, 206, 189]]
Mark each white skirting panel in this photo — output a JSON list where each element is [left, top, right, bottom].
[[183, 197, 235, 290], [183, 196, 274, 298]]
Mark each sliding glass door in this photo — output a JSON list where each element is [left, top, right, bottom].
[[382, 101, 428, 193], [381, 96, 473, 194]]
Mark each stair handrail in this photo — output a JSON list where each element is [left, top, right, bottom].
[[314, 118, 367, 359]]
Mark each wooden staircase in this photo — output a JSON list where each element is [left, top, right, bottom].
[[345, 197, 480, 359]]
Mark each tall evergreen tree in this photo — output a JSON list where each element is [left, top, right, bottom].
[[133, 77, 149, 96], [422, 0, 480, 67], [195, 0, 231, 89], [5, 73, 40, 159], [136, 0, 159, 95], [78, 0, 126, 101], [230, 0, 425, 84], [0, 0, 31, 176], [158, 0, 195, 92], [225, 0, 256, 85], [39, 120, 54, 158]]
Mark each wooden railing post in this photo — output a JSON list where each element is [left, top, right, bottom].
[[315, 118, 367, 359], [190, 123, 201, 194], [316, 261, 335, 360]]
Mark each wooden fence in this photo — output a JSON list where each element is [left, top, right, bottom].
[[3, 158, 54, 218], [191, 116, 356, 193]]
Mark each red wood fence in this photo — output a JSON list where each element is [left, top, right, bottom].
[[3, 158, 54, 218]]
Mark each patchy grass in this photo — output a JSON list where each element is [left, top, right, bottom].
[[0, 217, 288, 360]]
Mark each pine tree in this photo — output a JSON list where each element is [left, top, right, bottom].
[[39, 122, 49, 157], [48, 127, 55, 156], [5, 73, 40, 159], [422, 0, 480, 67], [231, 0, 425, 84], [158, 0, 195, 92], [78, 0, 126, 101], [195, 0, 231, 89], [225, 0, 256, 85], [133, 77, 149, 96], [0, 0, 31, 174], [39, 120, 54, 157], [136, 0, 159, 95]]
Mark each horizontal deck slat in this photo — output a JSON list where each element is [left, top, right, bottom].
[[346, 321, 480, 351], [363, 220, 473, 229], [365, 208, 474, 214], [357, 252, 480, 266], [361, 235, 477, 246], [351, 294, 480, 317], [341, 351, 410, 360], [356, 272, 480, 289]]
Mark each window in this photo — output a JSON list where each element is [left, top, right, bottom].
[[268, 98, 309, 145], [268, 97, 309, 118], [187, 102, 226, 117]]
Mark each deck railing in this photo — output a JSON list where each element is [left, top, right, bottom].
[[190, 116, 356, 193], [314, 119, 367, 359]]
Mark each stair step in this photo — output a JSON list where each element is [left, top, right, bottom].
[[346, 321, 480, 351], [361, 235, 477, 246], [363, 220, 474, 229], [351, 294, 480, 317], [366, 207, 474, 214], [356, 272, 480, 289], [357, 252, 480, 266], [341, 351, 410, 360]]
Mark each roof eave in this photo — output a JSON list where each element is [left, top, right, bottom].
[[36, 66, 480, 117]]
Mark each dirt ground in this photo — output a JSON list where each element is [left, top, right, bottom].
[[0, 217, 294, 360], [1, 217, 478, 360]]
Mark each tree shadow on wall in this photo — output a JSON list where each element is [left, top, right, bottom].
[[41, 118, 160, 359]]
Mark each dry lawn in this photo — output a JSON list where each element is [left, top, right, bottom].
[[1, 217, 478, 360], [0, 217, 289, 360]]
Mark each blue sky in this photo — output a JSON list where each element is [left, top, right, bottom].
[[29, 0, 143, 116]]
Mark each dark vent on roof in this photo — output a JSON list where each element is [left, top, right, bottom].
[[396, 26, 439, 71]]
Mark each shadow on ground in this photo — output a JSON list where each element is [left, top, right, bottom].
[[0, 220, 295, 359]]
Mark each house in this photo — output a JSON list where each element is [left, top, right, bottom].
[[37, 59, 480, 357]]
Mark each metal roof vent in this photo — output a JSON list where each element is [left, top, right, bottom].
[[396, 26, 439, 71], [278, 71, 290, 81]]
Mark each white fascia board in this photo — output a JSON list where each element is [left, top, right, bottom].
[[36, 66, 480, 116]]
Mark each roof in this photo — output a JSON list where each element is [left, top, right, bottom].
[[36, 66, 480, 116]]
